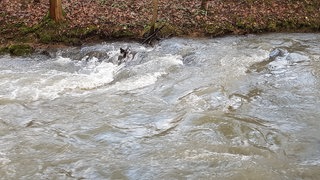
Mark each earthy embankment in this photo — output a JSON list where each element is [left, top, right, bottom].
[[1, 0, 320, 55]]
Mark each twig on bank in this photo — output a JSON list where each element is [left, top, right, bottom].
[[142, 24, 165, 45]]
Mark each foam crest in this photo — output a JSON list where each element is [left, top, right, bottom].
[[110, 72, 164, 91], [5, 56, 119, 101], [52, 61, 116, 90]]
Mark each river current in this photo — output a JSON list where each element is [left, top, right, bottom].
[[0, 33, 320, 179]]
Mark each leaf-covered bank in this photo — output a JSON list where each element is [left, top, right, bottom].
[[1, 0, 320, 55]]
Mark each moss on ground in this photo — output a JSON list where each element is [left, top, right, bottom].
[[0, 44, 34, 56]]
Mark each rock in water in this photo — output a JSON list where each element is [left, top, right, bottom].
[[118, 47, 135, 65], [269, 48, 287, 61]]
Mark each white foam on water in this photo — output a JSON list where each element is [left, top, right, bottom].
[[54, 56, 71, 65], [300, 157, 320, 166], [161, 54, 184, 66], [110, 72, 164, 91], [220, 50, 269, 76], [105, 54, 183, 92], [142, 54, 183, 69], [1, 53, 184, 101], [3, 56, 119, 101], [61, 60, 116, 89]]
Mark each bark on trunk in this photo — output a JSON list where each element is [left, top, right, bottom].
[[49, 0, 63, 22], [150, 0, 159, 34]]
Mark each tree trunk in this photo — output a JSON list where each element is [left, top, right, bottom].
[[150, 0, 159, 34], [200, 0, 208, 11], [49, 0, 63, 22]]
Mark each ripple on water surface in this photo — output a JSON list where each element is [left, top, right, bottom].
[[1, 33, 320, 179]]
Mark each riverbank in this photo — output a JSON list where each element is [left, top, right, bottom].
[[1, 0, 320, 55]]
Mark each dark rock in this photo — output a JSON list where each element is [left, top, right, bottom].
[[118, 47, 136, 65], [269, 48, 287, 61]]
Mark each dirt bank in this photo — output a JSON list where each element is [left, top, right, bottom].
[[1, 0, 320, 54]]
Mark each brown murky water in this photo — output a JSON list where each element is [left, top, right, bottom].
[[0, 33, 320, 179]]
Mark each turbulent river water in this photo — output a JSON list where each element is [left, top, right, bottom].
[[0, 33, 320, 179]]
